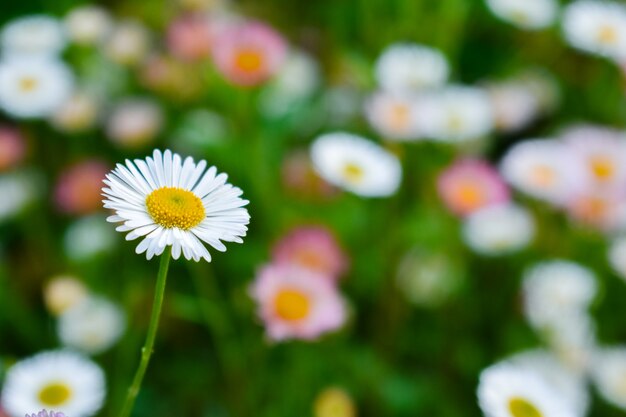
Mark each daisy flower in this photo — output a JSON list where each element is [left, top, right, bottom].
[[374, 43, 449, 93], [0, 126, 26, 171], [477, 360, 580, 417], [106, 99, 163, 149], [562, 0, 626, 62], [43, 276, 88, 316], [486, 81, 541, 133], [272, 226, 348, 280], [50, 91, 100, 133], [0, 57, 73, 119], [1, 350, 105, 417], [310, 132, 402, 197], [211, 20, 287, 86], [63, 215, 116, 262], [26, 411, 66, 417], [58, 296, 126, 355], [0, 15, 66, 57], [54, 160, 109, 215], [591, 347, 626, 410], [0, 170, 41, 223], [462, 203, 534, 256], [499, 139, 586, 205], [364, 92, 422, 141], [417, 85, 494, 142], [250, 263, 347, 341], [166, 14, 214, 61], [64, 6, 112, 46], [437, 158, 510, 216], [608, 236, 626, 282], [104, 20, 151, 66], [485, 0, 558, 30], [102, 149, 250, 262], [565, 189, 626, 231]]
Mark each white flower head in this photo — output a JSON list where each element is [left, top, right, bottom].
[[1, 15, 66, 57], [0, 57, 73, 119], [58, 296, 126, 355], [610, 236, 626, 283], [103, 149, 250, 262], [462, 203, 534, 256], [310, 132, 402, 197], [562, 0, 626, 62], [0, 169, 41, 223], [417, 85, 494, 142], [486, 0, 558, 30], [500, 139, 587, 205], [478, 359, 580, 417], [374, 43, 449, 93], [106, 98, 162, 148], [63, 215, 116, 262], [1, 350, 105, 417], [522, 260, 597, 330], [64, 6, 112, 46], [591, 347, 626, 410], [104, 20, 150, 66], [486, 81, 541, 133], [50, 91, 100, 133], [364, 91, 422, 141]]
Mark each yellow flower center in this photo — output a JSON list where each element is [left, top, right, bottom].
[[145, 187, 205, 230], [590, 156, 615, 181], [38, 382, 72, 406], [388, 103, 410, 131], [342, 162, 364, 183], [508, 397, 543, 417], [597, 25, 618, 45], [274, 289, 310, 321], [234, 48, 264, 72], [294, 249, 325, 271], [19, 76, 38, 92], [530, 165, 555, 187], [447, 113, 465, 133], [455, 182, 485, 210]]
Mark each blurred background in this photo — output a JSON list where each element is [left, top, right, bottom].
[[1, 0, 626, 416]]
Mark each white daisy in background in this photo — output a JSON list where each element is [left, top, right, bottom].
[[0, 169, 41, 223], [63, 215, 116, 262], [58, 296, 126, 355], [0, 15, 66, 57], [50, 91, 100, 133], [26, 411, 66, 417], [562, 0, 626, 62], [485, 81, 541, 133], [364, 92, 422, 141], [102, 149, 250, 262], [522, 260, 597, 330], [417, 85, 494, 143], [462, 203, 534, 256], [543, 311, 596, 374], [64, 6, 112, 46], [499, 139, 586, 205], [477, 360, 579, 417], [106, 98, 163, 148], [485, 0, 558, 30], [374, 43, 449, 94], [43, 276, 89, 316], [0, 57, 73, 118], [591, 347, 626, 410], [104, 20, 151, 66], [608, 236, 626, 282], [310, 132, 402, 197], [1, 350, 105, 417]]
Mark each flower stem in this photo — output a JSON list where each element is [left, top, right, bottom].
[[119, 247, 172, 417]]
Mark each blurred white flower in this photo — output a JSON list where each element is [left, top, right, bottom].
[[0, 15, 66, 57], [50, 91, 100, 133], [58, 296, 126, 355], [486, 81, 540, 133], [544, 311, 596, 374], [500, 139, 586, 205], [364, 92, 422, 141], [562, 0, 626, 62], [310, 132, 402, 197], [462, 203, 534, 255], [63, 215, 116, 261], [0, 170, 40, 222], [478, 358, 581, 417], [522, 260, 597, 330], [43, 275, 89, 316], [106, 98, 163, 148], [0, 57, 73, 118], [608, 236, 626, 282], [104, 20, 150, 66], [417, 86, 494, 142], [485, 0, 558, 30], [591, 347, 626, 410], [374, 43, 449, 93], [1, 350, 105, 417], [64, 6, 112, 46]]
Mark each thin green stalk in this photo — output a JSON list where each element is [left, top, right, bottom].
[[119, 248, 172, 417]]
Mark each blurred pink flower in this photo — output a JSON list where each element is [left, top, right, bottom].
[[566, 190, 626, 231], [54, 160, 109, 215], [437, 159, 510, 216], [250, 263, 347, 341], [272, 226, 349, 280], [211, 20, 287, 86], [0, 126, 26, 171], [167, 14, 214, 61]]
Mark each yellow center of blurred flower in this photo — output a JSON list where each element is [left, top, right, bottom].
[[597, 25, 618, 44], [342, 163, 364, 183], [455, 182, 485, 209], [388, 103, 410, 131], [590, 156, 615, 181], [146, 187, 205, 230], [530, 165, 555, 187], [19, 77, 38, 92], [508, 397, 543, 417], [38, 382, 72, 406], [577, 196, 608, 222], [446, 113, 465, 133], [274, 289, 310, 321], [234, 48, 264, 72], [314, 388, 356, 417], [295, 249, 325, 271]]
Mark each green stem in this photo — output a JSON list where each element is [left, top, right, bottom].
[[119, 248, 172, 417]]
